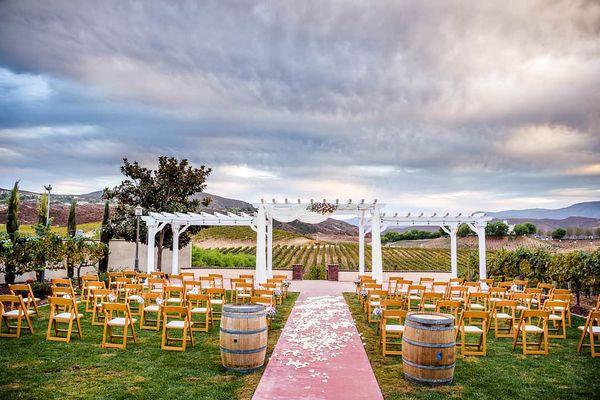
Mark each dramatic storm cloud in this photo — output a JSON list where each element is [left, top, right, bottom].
[[1, 0, 599, 212]]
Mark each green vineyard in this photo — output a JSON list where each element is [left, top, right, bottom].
[[195, 226, 303, 242], [193, 243, 471, 272]]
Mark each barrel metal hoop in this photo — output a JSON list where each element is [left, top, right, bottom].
[[220, 327, 267, 335], [222, 364, 264, 374], [222, 304, 266, 313], [220, 345, 267, 355], [404, 372, 453, 385], [407, 313, 454, 325], [405, 320, 454, 332], [222, 312, 266, 319], [402, 358, 455, 370], [402, 336, 455, 348]]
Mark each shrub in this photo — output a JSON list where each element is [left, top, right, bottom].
[[305, 264, 326, 280], [552, 228, 567, 239], [29, 280, 52, 299], [192, 247, 255, 268]]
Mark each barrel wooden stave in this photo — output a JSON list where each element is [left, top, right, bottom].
[[220, 304, 268, 373], [402, 312, 456, 385]]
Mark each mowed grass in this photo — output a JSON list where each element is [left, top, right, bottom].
[[0, 292, 298, 400], [343, 293, 600, 400]]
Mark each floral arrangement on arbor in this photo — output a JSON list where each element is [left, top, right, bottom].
[[307, 202, 337, 215]]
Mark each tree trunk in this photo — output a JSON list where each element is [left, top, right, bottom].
[[67, 264, 74, 279], [4, 263, 16, 285], [156, 231, 164, 272]]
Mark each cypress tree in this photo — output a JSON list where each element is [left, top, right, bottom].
[[5, 181, 20, 284], [67, 200, 77, 237], [38, 192, 48, 226], [98, 200, 111, 272]]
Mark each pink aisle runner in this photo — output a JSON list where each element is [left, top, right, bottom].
[[252, 281, 384, 400]]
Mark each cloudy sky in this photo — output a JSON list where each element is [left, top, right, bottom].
[[1, 0, 599, 213]]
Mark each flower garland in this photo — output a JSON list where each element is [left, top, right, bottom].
[[307, 202, 337, 215]]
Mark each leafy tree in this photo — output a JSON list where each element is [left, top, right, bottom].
[[38, 192, 48, 226], [485, 221, 509, 237], [67, 200, 77, 237], [104, 156, 212, 271], [548, 251, 589, 305], [4, 181, 20, 283], [457, 224, 473, 237], [595, 227, 600, 238], [63, 237, 107, 283], [513, 223, 537, 236], [552, 228, 566, 239], [524, 223, 536, 235], [98, 200, 112, 273]]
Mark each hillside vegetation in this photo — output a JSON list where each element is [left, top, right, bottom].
[[0, 222, 101, 238], [192, 243, 470, 272], [195, 226, 304, 242]]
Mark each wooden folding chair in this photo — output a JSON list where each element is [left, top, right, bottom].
[[90, 288, 113, 326], [466, 292, 489, 311], [490, 300, 517, 338], [239, 274, 255, 287], [235, 282, 253, 304], [525, 288, 543, 309], [407, 285, 426, 311], [512, 292, 534, 316], [432, 281, 449, 297], [230, 278, 246, 302], [448, 285, 469, 304], [46, 296, 83, 343], [376, 298, 406, 334], [513, 310, 549, 356], [464, 281, 481, 293], [544, 300, 567, 339], [0, 295, 34, 338], [513, 279, 529, 293], [164, 285, 185, 305], [368, 290, 387, 323], [187, 294, 212, 332], [124, 283, 144, 316], [9, 283, 41, 317], [140, 292, 162, 331], [387, 276, 403, 296], [537, 282, 554, 302], [419, 277, 434, 292], [83, 281, 105, 312], [254, 289, 275, 304], [181, 272, 196, 282], [209, 273, 224, 288], [381, 309, 406, 356], [488, 287, 508, 304], [102, 302, 137, 349], [168, 274, 184, 288], [449, 278, 464, 287], [161, 305, 194, 351], [577, 310, 600, 357], [52, 277, 74, 289], [550, 293, 572, 326], [436, 300, 461, 322], [184, 280, 202, 296], [250, 296, 273, 328], [393, 279, 411, 299], [114, 277, 132, 301], [457, 310, 488, 356], [147, 277, 165, 294], [137, 273, 151, 285], [151, 271, 166, 279], [206, 288, 226, 323], [419, 292, 443, 312], [122, 270, 138, 281], [107, 271, 123, 290]]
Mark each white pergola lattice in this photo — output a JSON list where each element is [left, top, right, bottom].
[[140, 199, 492, 283], [378, 212, 492, 279]]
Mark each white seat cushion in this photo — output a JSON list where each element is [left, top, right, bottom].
[[495, 312, 512, 320], [554, 306, 566, 311], [409, 295, 421, 300], [237, 294, 251, 298], [23, 297, 40, 303], [108, 317, 137, 326], [516, 305, 529, 311], [451, 297, 464, 302], [385, 324, 405, 332], [423, 304, 436, 310], [166, 320, 186, 329], [211, 299, 224, 305], [151, 288, 163, 293], [2, 309, 35, 317], [489, 297, 504, 302], [578, 326, 600, 334], [191, 307, 208, 314], [370, 301, 380, 306], [54, 312, 83, 320], [549, 314, 563, 321], [144, 305, 160, 312], [166, 298, 182, 303], [128, 295, 143, 302], [463, 325, 483, 334], [520, 324, 544, 333], [469, 304, 485, 310]]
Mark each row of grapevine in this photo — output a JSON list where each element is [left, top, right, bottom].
[[200, 243, 472, 272]]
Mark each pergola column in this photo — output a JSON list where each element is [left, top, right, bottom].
[[146, 224, 157, 274], [255, 205, 267, 284], [449, 224, 459, 278], [267, 216, 273, 278], [171, 224, 180, 275], [474, 225, 487, 279], [358, 211, 365, 275], [371, 206, 383, 283]]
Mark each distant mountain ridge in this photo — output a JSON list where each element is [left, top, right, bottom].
[[485, 201, 600, 219]]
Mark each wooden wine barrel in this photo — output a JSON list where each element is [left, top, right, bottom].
[[402, 312, 456, 385], [220, 304, 268, 373]]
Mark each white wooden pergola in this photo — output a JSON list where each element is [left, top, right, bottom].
[[378, 212, 492, 279], [140, 199, 491, 283]]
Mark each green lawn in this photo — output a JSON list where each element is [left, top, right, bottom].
[[0, 292, 298, 400], [343, 293, 600, 400]]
